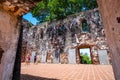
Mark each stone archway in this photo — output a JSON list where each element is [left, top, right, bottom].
[[0, 1, 41, 80], [76, 44, 93, 64], [76, 44, 100, 64], [0, 0, 120, 80]]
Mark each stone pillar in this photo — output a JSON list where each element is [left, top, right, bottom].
[[97, 0, 120, 80], [0, 10, 20, 80]]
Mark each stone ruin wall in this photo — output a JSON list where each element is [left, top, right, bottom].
[[22, 8, 111, 64], [0, 10, 20, 80]]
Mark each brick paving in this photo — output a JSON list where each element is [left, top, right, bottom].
[[21, 63, 115, 80]]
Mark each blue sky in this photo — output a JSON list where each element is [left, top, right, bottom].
[[22, 12, 39, 25]]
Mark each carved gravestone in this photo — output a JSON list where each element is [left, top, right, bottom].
[[41, 51, 47, 63], [68, 48, 76, 64], [53, 49, 60, 64], [30, 51, 36, 63], [98, 50, 109, 65]]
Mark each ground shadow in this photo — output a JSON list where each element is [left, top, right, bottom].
[[21, 74, 59, 80]]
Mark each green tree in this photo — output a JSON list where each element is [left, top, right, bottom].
[[32, 0, 98, 23], [81, 54, 92, 64]]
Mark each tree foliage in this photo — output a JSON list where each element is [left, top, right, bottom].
[[81, 53, 92, 64], [32, 0, 98, 23]]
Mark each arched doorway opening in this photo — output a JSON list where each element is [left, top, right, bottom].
[[76, 44, 93, 64], [76, 44, 104, 64], [80, 48, 92, 64]]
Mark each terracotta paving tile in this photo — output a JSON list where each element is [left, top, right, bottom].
[[21, 63, 115, 80]]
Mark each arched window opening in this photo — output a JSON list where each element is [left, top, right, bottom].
[[82, 19, 89, 32]]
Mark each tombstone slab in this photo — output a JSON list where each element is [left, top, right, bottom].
[[98, 50, 109, 65], [41, 51, 47, 63], [68, 48, 76, 64]]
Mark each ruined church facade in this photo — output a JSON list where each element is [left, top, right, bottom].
[[22, 9, 111, 64]]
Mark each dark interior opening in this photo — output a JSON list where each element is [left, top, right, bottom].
[[0, 47, 4, 64], [117, 17, 120, 23], [82, 19, 89, 32]]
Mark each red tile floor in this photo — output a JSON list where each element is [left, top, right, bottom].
[[21, 63, 115, 80]]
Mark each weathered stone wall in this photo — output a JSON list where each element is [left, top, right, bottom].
[[0, 1, 42, 79], [97, 0, 120, 80], [0, 10, 20, 80], [22, 9, 110, 64]]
